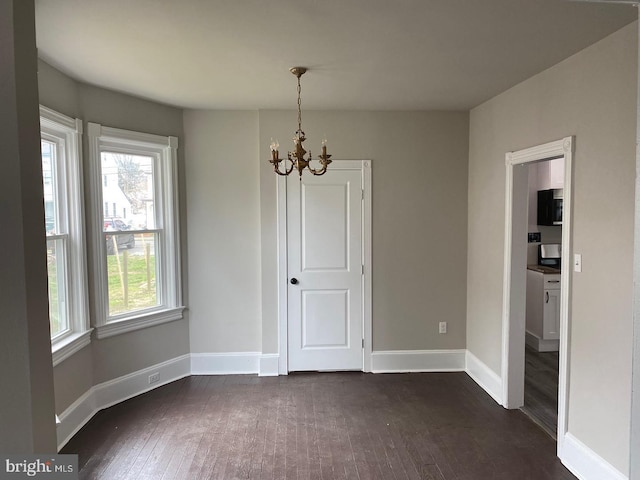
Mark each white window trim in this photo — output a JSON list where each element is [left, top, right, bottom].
[[40, 106, 93, 366], [88, 123, 184, 339]]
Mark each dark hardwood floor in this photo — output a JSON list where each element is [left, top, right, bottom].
[[62, 372, 575, 480], [522, 346, 559, 438]]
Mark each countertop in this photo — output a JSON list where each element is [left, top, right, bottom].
[[527, 264, 561, 274]]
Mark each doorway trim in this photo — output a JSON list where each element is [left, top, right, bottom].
[[276, 160, 372, 375], [502, 136, 574, 457]]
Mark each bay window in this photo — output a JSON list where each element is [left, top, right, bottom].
[[88, 123, 183, 338], [40, 106, 91, 364]]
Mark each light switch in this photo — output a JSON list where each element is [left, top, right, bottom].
[[574, 254, 582, 273]]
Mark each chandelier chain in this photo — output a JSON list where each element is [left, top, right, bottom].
[[297, 75, 302, 134]]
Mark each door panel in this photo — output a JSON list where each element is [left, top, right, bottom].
[[288, 167, 363, 371], [301, 289, 349, 348], [302, 183, 349, 271]]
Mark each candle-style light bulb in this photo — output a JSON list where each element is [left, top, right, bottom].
[[321, 135, 328, 155], [270, 138, 279, 152]]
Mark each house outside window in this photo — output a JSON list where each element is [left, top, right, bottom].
[[40, 106, 91, 365], [88, 123, 184, 338]]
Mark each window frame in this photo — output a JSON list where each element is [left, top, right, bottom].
[[40, 106, 92, 365], [88, 123, 183, 339]]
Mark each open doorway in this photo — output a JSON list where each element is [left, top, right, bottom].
[[501, 137, 573, 457], [521, 157, 564, 437]]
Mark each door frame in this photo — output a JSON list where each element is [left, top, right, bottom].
[[276, 160, 372, 375], [502, 137, 573, 457]]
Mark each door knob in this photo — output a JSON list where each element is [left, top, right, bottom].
[[290, 278, 299, 285]]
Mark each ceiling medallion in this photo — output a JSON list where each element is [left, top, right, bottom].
[[269, 67, 332, 178]]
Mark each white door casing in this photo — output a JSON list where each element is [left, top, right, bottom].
[[276, 160, 372, 374], [502, 137, 573, 458]]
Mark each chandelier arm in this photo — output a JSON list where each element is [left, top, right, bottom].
[[276, 157, 294, 176], [271, 157, 294, 176], [284, 157, 295, 175], [308, 165, 328, 176], [272, 166, 288, 176], [307, 160, 329, 176], [308, 153, 332, 175]]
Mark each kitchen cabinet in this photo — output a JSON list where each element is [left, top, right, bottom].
[[543, 287, 560, 340], [526, 269, 560, 351], [536, 157, 564, 190], [537, 189, 563, 226]]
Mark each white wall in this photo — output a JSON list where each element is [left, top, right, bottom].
[[184, 110, 262, 353], [468, 22, 637, 474]]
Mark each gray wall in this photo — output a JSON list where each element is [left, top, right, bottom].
[[0, 0, 57, 453], [467, 22, 637, 474], [184, 110, 470, 356], [184, 110, 262, 353], [632, 21, 640, 480], [37, 60, 191, 412], [260, 111, 470, 353]]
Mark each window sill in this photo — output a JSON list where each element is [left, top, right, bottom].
[[94, 306, 186, 340], [52, 329, 93, 367]]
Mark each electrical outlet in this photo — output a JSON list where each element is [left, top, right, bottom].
[[148, 372, 159, 384], [439, 322, 447, 334]]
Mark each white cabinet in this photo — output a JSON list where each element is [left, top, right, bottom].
[[526, 270, 560, 351], [542, 286, 560, 340], [536, 157, 565, 190]]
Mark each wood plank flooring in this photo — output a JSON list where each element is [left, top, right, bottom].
[[61, 372, 575, 480], [522, 346, 559, 438]]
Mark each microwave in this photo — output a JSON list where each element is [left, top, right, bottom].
[[537, 189, 563, 226]]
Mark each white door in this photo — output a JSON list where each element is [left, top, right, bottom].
[[287, 165, 363, 371]]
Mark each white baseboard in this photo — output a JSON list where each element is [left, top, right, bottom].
[[465, 350, 503, 405], [56, 354, 190, 451], [56, 389, 95, 453], [525, 331, 559, 352], [561, 432, 627, 480], [190, 351, 260, 375], [371, 349, 466, 373], [259, 354, 279, 377]]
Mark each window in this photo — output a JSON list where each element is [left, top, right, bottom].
[[40, 106, 91, 365], [88, 123, 183, 338]]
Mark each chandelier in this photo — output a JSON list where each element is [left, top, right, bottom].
[[269, 67, 332, 177]]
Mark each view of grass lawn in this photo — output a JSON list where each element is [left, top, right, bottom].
[[46, 251, 62, 336], [107, 251, 157, 315]]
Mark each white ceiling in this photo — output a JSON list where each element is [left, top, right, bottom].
[[35, 0, 637, 111]]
